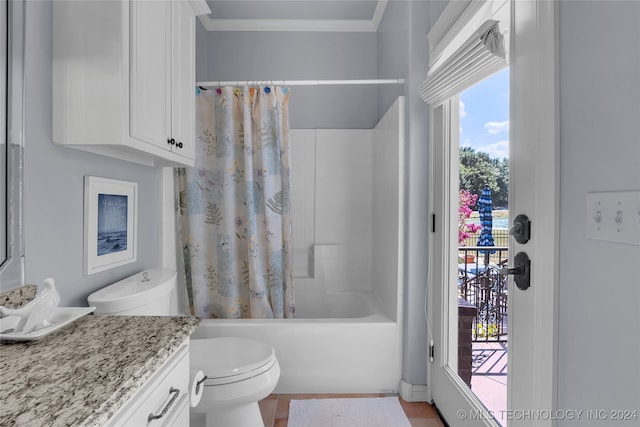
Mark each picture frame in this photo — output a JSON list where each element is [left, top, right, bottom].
[[84, 176, 137, 275]]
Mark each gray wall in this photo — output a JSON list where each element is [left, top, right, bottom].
[[558, 1, 640, 421], [197, 28, 379, 129], [13, 1, 163, 307], [377, 0, 447, 388]]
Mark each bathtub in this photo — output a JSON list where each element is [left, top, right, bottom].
[[190, 287, 403, 394]]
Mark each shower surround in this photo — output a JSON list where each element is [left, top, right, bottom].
[[193, 97, 404, 393]]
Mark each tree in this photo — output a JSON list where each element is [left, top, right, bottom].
[[493, 157, 509, 208], [459, 190, 481, 244], [459, 147, 509, 208]]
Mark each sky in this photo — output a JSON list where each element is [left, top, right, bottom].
[[459, 68, 509, 160]]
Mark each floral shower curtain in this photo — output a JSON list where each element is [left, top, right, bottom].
[[176, 86, 295, 319]]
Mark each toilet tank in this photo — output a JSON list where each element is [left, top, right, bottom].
[[87, 269, 176, 316]]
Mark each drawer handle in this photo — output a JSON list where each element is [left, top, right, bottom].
[[148, 387, 180, 422]]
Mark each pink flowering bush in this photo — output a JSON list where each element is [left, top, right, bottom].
[[459, 190, 481, 244]]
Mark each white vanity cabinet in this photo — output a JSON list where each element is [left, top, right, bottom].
[[53, 0, 210, 167], [105, 340, 192, 427]]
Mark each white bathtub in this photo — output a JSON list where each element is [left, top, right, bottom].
[[190, 288, 403, 394]]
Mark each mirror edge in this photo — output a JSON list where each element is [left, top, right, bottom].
[[0, 0, 26, 290]]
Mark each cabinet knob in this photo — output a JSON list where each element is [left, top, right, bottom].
[[168, 138, 176, 146], [176, 141, 183, 149]]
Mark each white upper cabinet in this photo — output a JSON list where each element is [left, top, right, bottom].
[[171, 0, 198, 160], [53, 0, 210, 167]]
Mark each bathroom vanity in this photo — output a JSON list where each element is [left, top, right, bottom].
[[0, 313, 200, 426]]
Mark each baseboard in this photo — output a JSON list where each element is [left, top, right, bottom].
[[399, 380, 429, 402]]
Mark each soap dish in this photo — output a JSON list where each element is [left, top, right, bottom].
[[0, 307, 96, 342]]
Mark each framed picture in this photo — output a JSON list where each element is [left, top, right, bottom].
[[84, 176, 137, 275]]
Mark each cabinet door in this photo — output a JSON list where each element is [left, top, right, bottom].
[[171, 0, 196, 160], [130, 0, 172, 149], [107, 344, 190, 427]]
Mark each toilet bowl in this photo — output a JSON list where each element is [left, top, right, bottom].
[[190, 337, 281, 427], [87, 269, 281, 427]]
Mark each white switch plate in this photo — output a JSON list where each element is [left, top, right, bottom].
[[586, 190, 640, 245]]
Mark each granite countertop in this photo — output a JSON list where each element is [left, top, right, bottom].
[[0, 314, 200, 427]]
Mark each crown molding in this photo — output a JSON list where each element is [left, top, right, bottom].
[[199, 0, 388, 32], [188, 0, 212, 17], [198, 17, 375, 32], [371, 0, 388, 30]]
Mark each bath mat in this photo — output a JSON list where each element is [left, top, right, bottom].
[[287, 396, 412, 427]]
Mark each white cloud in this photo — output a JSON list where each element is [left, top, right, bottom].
[[459, 101, 467, 134], [484, 120, 509, 135], [479, 140, 509, 159]]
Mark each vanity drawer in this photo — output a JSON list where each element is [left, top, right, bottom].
[[106, 340, 190, 427]]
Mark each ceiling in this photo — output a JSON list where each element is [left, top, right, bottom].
[[200, 0, 388, 32]]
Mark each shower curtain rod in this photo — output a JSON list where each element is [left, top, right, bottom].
[[196, 78, 405, 88]]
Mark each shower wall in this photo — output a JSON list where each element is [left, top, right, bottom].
[[372, 97, 404, 322], [291, 129, 373, 287], [290, 97, 404, 321]]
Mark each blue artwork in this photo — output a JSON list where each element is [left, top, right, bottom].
[[97, 194, 128, 256]]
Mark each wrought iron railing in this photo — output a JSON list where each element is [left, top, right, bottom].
[[461, 229, 509, 248], [458, 246, 509, 342]]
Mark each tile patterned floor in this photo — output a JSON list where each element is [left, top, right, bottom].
[[259, 394, 446, 427]]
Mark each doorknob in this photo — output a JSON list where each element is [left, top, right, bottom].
[[510, 214, 531, 244], [499, 251, 531, 290]]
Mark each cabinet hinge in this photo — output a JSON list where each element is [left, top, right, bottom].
[[431, 214, 436, 233]]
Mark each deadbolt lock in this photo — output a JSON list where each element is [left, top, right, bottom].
[[510, 214, 531, 244]]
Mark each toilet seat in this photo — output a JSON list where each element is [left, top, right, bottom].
[[191, 337, 277, 386]]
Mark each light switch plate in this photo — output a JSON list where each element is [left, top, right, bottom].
[[586, 190, 640, 245]]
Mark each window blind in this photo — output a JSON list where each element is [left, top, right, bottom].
[[420, 20, 507, 105]]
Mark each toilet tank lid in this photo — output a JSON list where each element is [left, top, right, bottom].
[[87, 269, 176, 309]]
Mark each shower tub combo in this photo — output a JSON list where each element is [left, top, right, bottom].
[[191, 284, 402, 394], [190, 97, 405, 395]]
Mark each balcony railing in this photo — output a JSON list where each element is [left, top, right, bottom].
[[458, 246, 509, 342]]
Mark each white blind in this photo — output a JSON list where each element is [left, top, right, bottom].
[[420, 20, 507, 105]]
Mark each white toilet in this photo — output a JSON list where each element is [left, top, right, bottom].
[[87, 269, 281, 427], [190, 337, 281, 427]]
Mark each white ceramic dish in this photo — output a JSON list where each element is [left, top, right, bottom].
[[0, 307, 96, 342]]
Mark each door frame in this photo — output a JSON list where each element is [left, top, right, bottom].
[[426, 1, 559, 425], [428, 95, 497, 425], [507, 1, 559, 424]]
